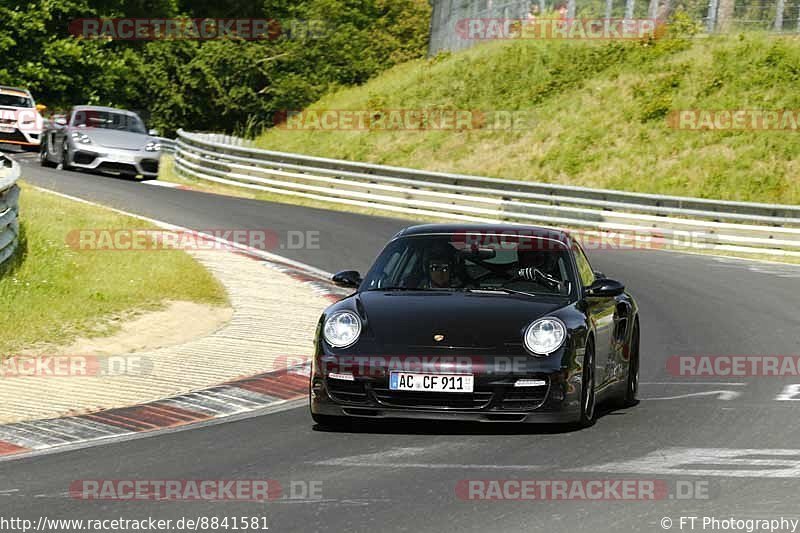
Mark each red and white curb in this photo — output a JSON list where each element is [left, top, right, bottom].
[[0, 364, 312, 458]]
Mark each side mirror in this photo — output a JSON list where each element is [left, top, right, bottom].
[[586, 278, 624, 298], [36, 104, 47, 113], [332, 270, 362, 288], [148, 129, 160, 137], [54, 116, 67, 126], [593, 270, 606, 279]]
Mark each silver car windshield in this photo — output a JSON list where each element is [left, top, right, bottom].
[[72, 110, 146, 134]]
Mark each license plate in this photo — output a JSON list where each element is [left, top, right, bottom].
[[0, 126, 14, 133], [115, 154, 137, 163], [389, 372, 474, 393]]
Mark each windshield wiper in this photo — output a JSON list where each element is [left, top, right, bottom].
[[367, 286, 460, 292], [467, 287, 538, 297]]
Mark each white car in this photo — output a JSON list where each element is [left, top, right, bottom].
[[0, 86, 45, 150]]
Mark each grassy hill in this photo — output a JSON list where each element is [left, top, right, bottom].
[[254, 27, 800, 205]]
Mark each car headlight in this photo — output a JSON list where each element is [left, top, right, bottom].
[[323, 311, 362, 348], [524, 317, 567, 356], [145, 142, 161, 152], [71, 132, 92, 144]]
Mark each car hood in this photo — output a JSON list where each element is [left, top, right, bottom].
[[357, 290, 568, 354], [78, 128, 150, 150]]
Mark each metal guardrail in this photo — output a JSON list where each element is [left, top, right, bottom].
[[0, 154, 21, 270], [174, 130, 800, 257]]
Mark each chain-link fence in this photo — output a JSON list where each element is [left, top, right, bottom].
[[429, 0, 800, 54]]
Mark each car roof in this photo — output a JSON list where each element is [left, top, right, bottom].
[[71, 105, 140, 116], [394, 223, 574, 245], [0, 86, 32, 97]]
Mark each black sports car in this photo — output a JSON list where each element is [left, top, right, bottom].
[[310, 224, 640, 428]]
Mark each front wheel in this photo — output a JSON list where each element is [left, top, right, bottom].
[[39, 141, 56, 168], [578, 340, 597, 428], [622, 322, 640, 407], [60, 140, 73, 171]]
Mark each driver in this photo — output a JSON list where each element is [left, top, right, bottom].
[[421, 245, 463, 289], [427, 257, 452, 288]]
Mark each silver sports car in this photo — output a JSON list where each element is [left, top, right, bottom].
[[40, 105, 161, 179]]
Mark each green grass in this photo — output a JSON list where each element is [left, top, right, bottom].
[[0, 184, 228, 355], [254, 31, 800, 205]]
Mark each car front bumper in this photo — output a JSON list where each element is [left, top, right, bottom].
[[0, 126, 41, 147], [310, 356, 584, 423], [71, 145, 160, 177]]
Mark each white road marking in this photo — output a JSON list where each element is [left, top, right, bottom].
[[314, 460, 546, 470], [141, 180, 183, 188], [776, 384, 800, 401], [643, 390, 742, 401], [641, 382, 748, 386], [711, 258, 800, 277], [313, 444, 546, 470], [576, 448, 800, 478]]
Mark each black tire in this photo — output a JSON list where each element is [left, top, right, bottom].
[[311, 413, 351, 430], [39, 140, 56, 168], [60, 139, 73, 170], [578, 340, 597, 428], [622, 322, 640, 407]]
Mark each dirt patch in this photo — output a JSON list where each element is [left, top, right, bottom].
[[21, 301, 233, 356]]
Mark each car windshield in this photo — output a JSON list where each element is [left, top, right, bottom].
[[362, 234, 576, 297], [0, 93, 33, 108], [71, 110, 146, 133]]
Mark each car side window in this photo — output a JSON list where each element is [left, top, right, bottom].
[[573, 243, 595, 287]]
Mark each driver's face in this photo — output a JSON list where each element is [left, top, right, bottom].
[[429, 261, 451, 288]]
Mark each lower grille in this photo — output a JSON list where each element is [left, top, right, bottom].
[[0, 130, 28, 143], [97, 162, 137, 174], [372, 387, 493, 409], [500, 383, 549, 410], [140, 159, 159, 173], [73, 152, 97, 165], [326, 379, 369, 404]]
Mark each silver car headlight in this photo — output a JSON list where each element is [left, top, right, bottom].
[[323, 311, 362, 348], [524, 317, 566, 356], [145, 142, 161, 152], [71, 132, 92, 144]]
